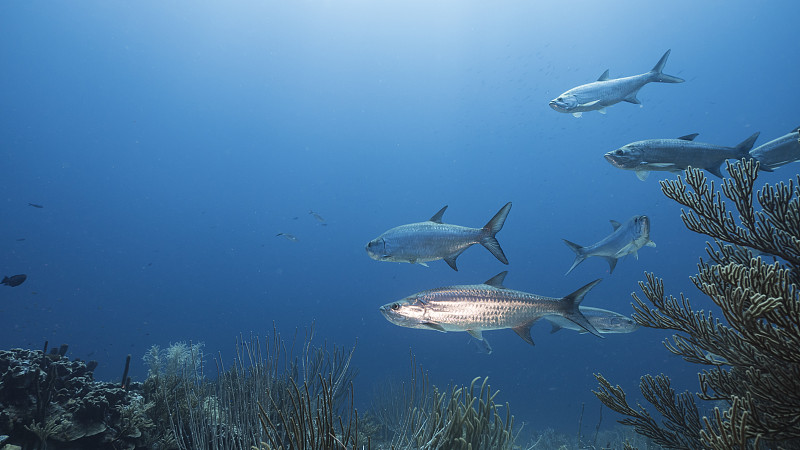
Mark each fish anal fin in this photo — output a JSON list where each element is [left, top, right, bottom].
[[623, 91, 641, 104], [549, 323, 562, 334], [483, 271, 508, 288], [429, 206, 448, 223], [511, 321, 536, 346], [603, 256, 618, 274], [467, 329, 483, 340], [706, 165, 725, 178], [444, 255, 459, 271]]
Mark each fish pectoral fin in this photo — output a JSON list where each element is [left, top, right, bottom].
[[422, 322, 446, 332], [647, 162, 677, 168], [512, 321, 536, 346], [635, 170, 650, 181], [467, 329, 483, 340], [579, 100, 601, 107], [572, 112, 582, 118]]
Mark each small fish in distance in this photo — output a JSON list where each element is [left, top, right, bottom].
[[366, 202, 511, 271], [380, 271, 603, 346], [28, 203, 43, 208], [544, 306, 639, 334], [563, 215, 655, 275], [276, 233, 298, 242], [2, 274, 27, 287], [549, 49, 684, 118], [749, 126, 800, 171], [309, 210, 326, 224], [605, 132, 760, 181]]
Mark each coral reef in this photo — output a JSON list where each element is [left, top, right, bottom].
[[0, 348, 155, 449], [593, 160, 800, 449]]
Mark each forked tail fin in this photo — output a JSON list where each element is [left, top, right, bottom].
[[650, 49, 684, 83], [481, 202, 512, 264], [560, 279, 603, 338], [563, 239, 587, 275]]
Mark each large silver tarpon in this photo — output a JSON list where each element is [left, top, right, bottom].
[[380, 272, 603, 346]]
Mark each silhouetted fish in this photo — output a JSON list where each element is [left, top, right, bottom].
[[276, 233, 298, 242], [28, 203, 43, 208], [2, 274, 27, 287], [309, 210, 326, 223], [563, 215, 655, 275]]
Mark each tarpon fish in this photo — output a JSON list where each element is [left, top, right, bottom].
[[563, 215, 655, 275], [379, 271, 603, 345], [604, 132, 760, 181], [549, 50, 684, 118], [749, 126, 800, 171], [544, 306, 639, 334], [366, 202, 511, 271], [276, 233, 298, 242]]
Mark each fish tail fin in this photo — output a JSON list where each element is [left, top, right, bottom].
[[650, 49, 684, 83], [480, 202, 512, 265], [561, 279, 604, 338], [735, 132, 761, 157], [562, 239, 586, 275]]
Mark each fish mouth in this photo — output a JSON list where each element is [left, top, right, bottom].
[[603, 153, 623, 167], [549, 100, 564, 111]]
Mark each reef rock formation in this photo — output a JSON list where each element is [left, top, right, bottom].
[[0, 348, 154, 449]]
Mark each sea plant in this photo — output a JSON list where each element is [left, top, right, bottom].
[[593, 159, 800, 449]]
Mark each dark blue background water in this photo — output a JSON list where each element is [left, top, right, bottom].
[[2, 0, 798, 434]]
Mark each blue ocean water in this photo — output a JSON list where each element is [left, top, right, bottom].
[[2, 0, 798, 437]]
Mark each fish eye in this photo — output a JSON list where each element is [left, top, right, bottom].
[[615, 149, 624, 155], [391, 303, 400, 310]]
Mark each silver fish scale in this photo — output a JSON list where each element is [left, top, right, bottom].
[[419, 286, 563, 331], [572, 74, 649, 105], [390, 223, 481, 259]]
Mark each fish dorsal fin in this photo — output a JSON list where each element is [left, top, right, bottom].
[[597, 69, 610, 81], [512, 321, 536, 346], [429, 206, 448, 223], [610, 220, 622, 231], [791, 126, 800, 133], [678, 133, 699, 141], [483, 271, 508, 288]]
